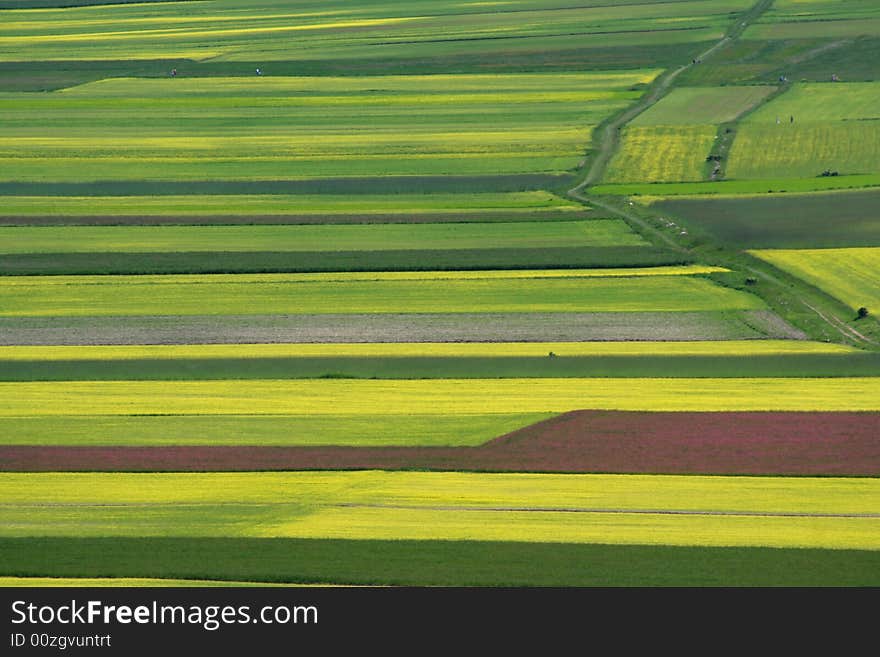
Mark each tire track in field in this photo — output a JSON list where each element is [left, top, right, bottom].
[[334, 503, 880, 519]]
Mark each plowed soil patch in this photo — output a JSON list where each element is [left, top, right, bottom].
[[4, 411, 877, 476]]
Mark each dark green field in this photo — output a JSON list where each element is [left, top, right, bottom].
[[654, 190, 880, 248], [0, 247, 687, 276], [1, 538, 877, 587], [4, 352, 880, 381]]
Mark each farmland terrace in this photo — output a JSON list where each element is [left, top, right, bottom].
[[0, 0, 877, 588]]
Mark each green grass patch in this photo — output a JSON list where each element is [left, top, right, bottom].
[[0, 221, 646, 254], [652, 188, 880, 248], [4, 352, 880, 382], [0, 0, 748, 62], [3, 537, 878, 586], [744, 82, 880, 123], [0, 268, 757, 317], [0, 247, 686, 276], [631, 86, 775, 125], [590, 173, 880, 196], [0, 192, 578, 216]]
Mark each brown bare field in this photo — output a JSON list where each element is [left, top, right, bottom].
[[4, 411, 877, 476], [0, 311, 794, 346]]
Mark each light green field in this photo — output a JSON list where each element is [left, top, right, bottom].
[[746, 0, 880, 39], [0, 220, 646, 253], [591, 173, 880, 196], [3, 378, 879, 416], [0, 340, 857, 361], [604, 126, 717, 183], [0, 472, 875, 550], [0, 73, 649, 181], [0, 267, 753, 317], [745, 82, 880, 124], [0, 192, 579, 217], [631, 86, 775, 125], [726, 123, 880, 179], [0, 414, 549, 447], [0, 0, 750, 61], [750, 247, 880, 313]]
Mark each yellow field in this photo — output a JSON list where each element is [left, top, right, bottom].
[[1, 472, 876, 550], [282, 506, 878, 550], [604, 126, 717, 183], [2, 378, 879, 416], [0, 578, 302, 588], [0, 265, 727, 288], [751, 247, 880, 312], [0, 340, 859, 362]]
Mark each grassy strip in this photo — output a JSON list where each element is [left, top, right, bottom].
[[0, 211, 592, 227], [0, 247, 686, 276], [0, 577, 303, 587], [4, 353, 880, 382], [3, 378, 879, 415], [2, 537, 876, 586], [0, 192, 577, 216], [0, 269, 755, 317], [0, 175, 573, 197], [0, 414, 549, 447], [591, 174, 880, 196], [0, 221, 646, 253], [0, 340, 857, 359]]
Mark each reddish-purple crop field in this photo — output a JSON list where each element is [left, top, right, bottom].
[[4, 411, 878, 475]]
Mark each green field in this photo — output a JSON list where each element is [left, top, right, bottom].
[[591, 173, 880, 196], [0, 0, 749, 62], [3, 378, 879, 416], [725, 82, 880, 180], [744, 82, 880, 124], [3, 538, 876, 586], [0, 340, 856, 360], [0, 192, 580, 217], [0, 414, 550, 447], [727, 123, 880, 179], [652, 189, 880, 248], [0, 73, 650, 182], [751, 247, 880, 313], [604, 126, 717, 183], [746, 0, 880, 39], [0, 268, 759, 317], [2, 340, 878, 383], [0, 220, 647, 254], [0, 577, 303, 588], [631, 86, 775, 125], [0, 472, 875, 550], [0, 246, 688, 276]]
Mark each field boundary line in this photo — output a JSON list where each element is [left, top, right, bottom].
[[334, 503, 879, 519]]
